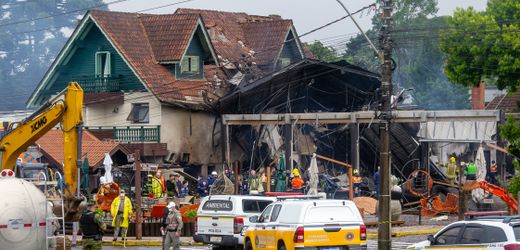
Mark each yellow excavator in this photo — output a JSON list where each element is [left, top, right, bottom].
[[0, 82, 86, 221]]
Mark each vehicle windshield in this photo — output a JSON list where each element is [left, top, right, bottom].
[[304, 206, 358, 223]]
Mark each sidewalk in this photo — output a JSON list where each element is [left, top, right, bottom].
[[74, 225, 443, 246], [366, 224, 444, 239], [75, 236, 203, 247]]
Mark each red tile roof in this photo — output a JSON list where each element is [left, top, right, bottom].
[[36, 129, 129, 169], [141, 14, 200, 62], [86, 9, 300, 106], [175, 8, 297, 69], [486, 91, 520, 112], [89, 10, 215, 106]]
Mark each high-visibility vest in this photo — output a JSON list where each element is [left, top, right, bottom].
[[490, 164, 497, 172], [466, 163, 477, 175]]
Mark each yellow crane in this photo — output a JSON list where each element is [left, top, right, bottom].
[[0, 82, 86, 221]]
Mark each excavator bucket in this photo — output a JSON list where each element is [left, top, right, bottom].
[[63, 195, 87, 221]]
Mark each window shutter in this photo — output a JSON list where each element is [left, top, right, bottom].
[[190, 56, 199, 72], [181, 57, 189, 72]]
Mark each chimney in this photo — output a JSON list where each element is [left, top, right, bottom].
[[471, 81, 485, 109]]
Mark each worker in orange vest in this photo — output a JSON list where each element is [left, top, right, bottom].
[[291, 168, 304, 190], [488, 160, 498, 185]]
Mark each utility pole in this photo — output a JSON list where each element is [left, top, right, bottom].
[[135, 150, 143, 239], [378, 0, 393, 249]]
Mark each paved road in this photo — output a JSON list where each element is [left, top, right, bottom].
[[367, 234, 428, 250], [72, 246, 210, 250]]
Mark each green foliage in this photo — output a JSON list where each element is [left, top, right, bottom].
[[184, 209, 197, 220], [305, 41, 341, 63], [506, 160, 520, 195], [500, 115, 520, 158], [345, 1, 469, 109], [0, 0, 107, 110], [440, 0, 520, 91]]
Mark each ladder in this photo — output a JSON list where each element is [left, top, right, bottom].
[[42, 170, 66, 250]]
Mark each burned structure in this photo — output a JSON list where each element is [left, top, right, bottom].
[[218, 59, 426, 185]]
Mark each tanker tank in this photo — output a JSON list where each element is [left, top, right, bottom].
[[0, 169, 58, 250]]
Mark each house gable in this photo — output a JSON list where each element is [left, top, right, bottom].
[[275, 27, 304, 70], [27, 15, 147, 108], [176, 24, 215, 79]]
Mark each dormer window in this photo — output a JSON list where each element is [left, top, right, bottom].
[[181, 56, 200, 73], [95, 51, 111, 77]]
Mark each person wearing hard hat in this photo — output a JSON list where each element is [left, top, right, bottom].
[[291, 168, 304, 190], [352, 169, 363, 197], [147, 173, 164, 198], [110, 189, 133, 242], [79, 201, 106, 250], [208, 171, 218, 193], [446, 156, 457, 185], [161, 202, 183, 250]]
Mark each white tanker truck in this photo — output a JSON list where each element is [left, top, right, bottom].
[[0, 169, 59, 250]]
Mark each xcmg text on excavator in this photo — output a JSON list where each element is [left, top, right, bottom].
[[0, 82, 86, 222]]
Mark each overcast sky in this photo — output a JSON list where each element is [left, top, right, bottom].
[[106, 0, 488, 44]]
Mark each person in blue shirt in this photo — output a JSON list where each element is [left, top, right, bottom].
[[179, 180, 189, 198], [196, 175, 209, 197], [373, 166, 380, 197]]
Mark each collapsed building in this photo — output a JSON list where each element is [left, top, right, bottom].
[[218, 58, 502, 206]]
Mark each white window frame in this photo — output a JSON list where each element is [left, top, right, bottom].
[[127, 103, 149, 124], [278, 57, 291, 68], [95, 51, 111, 77], [180, 55, 200, 73]]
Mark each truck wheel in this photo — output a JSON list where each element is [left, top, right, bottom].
[[245, 240, 253, 250], [278, 241, 286, 250]]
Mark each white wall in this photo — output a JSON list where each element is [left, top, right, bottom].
[[160, 106, 221, 165], [84, 92, 161, 127]]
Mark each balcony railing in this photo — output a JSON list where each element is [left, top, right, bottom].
[[75, 76, 121, 93], [85, 125, 161, 143]]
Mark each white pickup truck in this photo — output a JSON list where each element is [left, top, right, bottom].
[[193, 195, 276, 248]]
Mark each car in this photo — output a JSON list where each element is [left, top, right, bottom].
[[407, 214, 520, 250], [244, 196, 367, 250], [193, 195, 277, 248]]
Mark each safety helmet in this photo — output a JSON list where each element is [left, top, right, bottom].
[[292, 168, 300, 177], [353, 169, 359, 175], [211, 171, 218, 176], [450, 156, 456, 162]]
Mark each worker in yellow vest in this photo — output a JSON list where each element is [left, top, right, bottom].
[[446, 156, 457, 185]]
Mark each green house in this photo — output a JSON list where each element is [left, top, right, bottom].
[[26, 8, 306, 170]]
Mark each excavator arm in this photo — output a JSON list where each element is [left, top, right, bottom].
[[0, 82, 85, 221], [474, 180, 518, 213]]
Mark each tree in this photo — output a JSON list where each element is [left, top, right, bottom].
[[344, 0, 469, 109], [440, 0, 520, 91], [0, 0, 107, 111], [305, 41, 341, 63]]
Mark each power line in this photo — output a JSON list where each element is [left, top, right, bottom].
[[0, 0, 130, 28]]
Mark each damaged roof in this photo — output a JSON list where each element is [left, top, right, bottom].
[[175, 8, 302, 71], [88, 10, 219, 106], [219, 59, 381, 113], [28, 9, 303, 109]]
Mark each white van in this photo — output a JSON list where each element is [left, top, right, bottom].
[[193, 195, 276, 248]]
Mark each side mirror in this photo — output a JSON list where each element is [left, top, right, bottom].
[[427, 235, 435, 244], [249, 215, 258, 223]]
